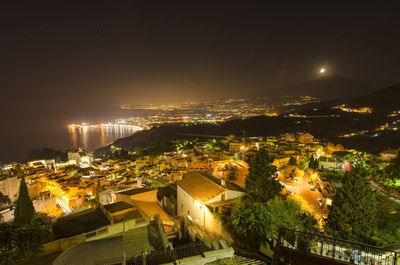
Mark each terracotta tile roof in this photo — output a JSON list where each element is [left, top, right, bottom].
[[177, 172, 225, 203]]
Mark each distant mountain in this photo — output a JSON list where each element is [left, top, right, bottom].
[[291, 82, 400, 115], [269, 75, 395, 100], [350, 83, 400, 114]]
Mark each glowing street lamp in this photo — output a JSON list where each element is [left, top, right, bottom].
[[326, 198, 332, 206], [240, 145, 246, 160]]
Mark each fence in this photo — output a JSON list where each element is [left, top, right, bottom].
[[276, 228, 400, 265]]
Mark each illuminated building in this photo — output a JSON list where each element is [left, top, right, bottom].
[[0, 175, 20, 202], [177, 172, 244, 235], [296, 132, 314, 144]]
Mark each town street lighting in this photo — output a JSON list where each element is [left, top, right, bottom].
[[240, 145, 246, 160]]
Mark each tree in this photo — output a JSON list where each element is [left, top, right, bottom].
[[298, 156, 309, 171], [324, 161, 377, 244], [288, 156, 297, 166], [0, 215, 51, 264], [224, 196, 317, 249], [308, 154, 322, 170], [309, 155, 317, 170], [244, 148, 282, 202], [14, 176, 35, 224], [384, 152, 400, 181], [373, 194, 400, 245]]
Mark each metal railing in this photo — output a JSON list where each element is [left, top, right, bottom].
[[277, 228, 400, 265], [95, 242, 211, 265]]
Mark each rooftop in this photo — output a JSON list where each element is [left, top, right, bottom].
[[53, 207, 111, 239], [103, 201, 136, 213], [116, 187, 154, 196], [177, 172, 226, 203], [53, 217, 169, 265]]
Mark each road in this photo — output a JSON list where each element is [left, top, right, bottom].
[[279, 171, 326, 221]]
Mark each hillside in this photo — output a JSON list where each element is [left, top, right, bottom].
[[350, 83, 400, 114], [95, 114, 398, 156], [269, 75, 394, 100], [95, 82, 400, 156]]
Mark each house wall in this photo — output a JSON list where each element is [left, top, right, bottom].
[[177, 187, 244, 235], [0, 176, 20, 202], [0, 208, 14, 222], [207, 190, 244, 204], [33, 195, 57, 213], [178, 186, 207, 226], [130, 190, 158, 202], [318, 161, 337, 170], [115, 193, 131, 205], [116, 190, 158, 205]]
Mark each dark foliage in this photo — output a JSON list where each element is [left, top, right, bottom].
[[14, 176, 36, 225], [244, 148, 282, 203], [27, 148, 67, 162]]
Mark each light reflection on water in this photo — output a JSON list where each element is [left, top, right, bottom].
[[67, 125, 141, 151]]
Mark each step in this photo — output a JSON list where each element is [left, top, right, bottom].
[[234, 254, 267, 265]]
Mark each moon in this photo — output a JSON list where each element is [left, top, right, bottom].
[[320, 68, 326, 74]]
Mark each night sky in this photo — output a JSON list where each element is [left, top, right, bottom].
[[0, 1, 399, 161], [1, 1, 399, 108]]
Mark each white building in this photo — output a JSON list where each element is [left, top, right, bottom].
[[99, 189, 117, 205], [177, 172, 244, 235], [318, 156, 344, 171], [28, 159, 56, 170], [0, 175, 20, 202], [33, 193, 57, 213], [67, 148, 93, 168], [380, 149, 399, 161]]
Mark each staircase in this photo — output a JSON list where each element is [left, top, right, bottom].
[[234, 254, 268, 265]]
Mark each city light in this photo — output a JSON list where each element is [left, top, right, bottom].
[[194, 200, 201, 208]]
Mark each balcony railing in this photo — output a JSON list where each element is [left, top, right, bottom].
[[276, 228, 400, 265]]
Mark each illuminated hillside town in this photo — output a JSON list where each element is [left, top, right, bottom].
[[4, 96, 400, 265], [2, 1, 400, 265], [67, 96, 316, 132], [2, 125, 400, 264]]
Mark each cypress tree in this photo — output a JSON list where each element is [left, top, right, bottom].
[[309, 155, 315, 169], [245, 148, 282, 202], [324, 161, 377, 244], [14, 176, 35, 224]]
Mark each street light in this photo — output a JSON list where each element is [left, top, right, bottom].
[[240, 145, 246, 160], [326, 198, 332, 206]]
